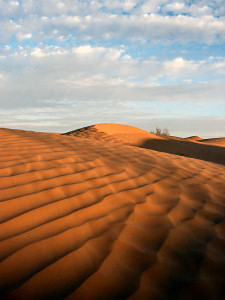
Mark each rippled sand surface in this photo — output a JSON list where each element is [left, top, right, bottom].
[[0, 125, 225, 299]]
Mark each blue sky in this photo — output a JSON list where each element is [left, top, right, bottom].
[[0, 0, 225, 137]]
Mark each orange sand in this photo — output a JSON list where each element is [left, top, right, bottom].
[[184, 136, 202, 141], [0, 124, 225, 300], [200, 137, 225, 147], [65, 124, 225, 165]]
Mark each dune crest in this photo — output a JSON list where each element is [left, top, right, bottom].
[[184, 136, 202, 141], [63, 123, 164, 147], [0, 126, 225, 299]]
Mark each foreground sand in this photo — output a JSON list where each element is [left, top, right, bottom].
[[0, 125, 225, 299]]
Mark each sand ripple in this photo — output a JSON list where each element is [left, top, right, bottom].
[[0, 127, 225, 299]]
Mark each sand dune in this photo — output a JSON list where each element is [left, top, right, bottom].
[[0, 125, 225, 300], [184, 136, 202, 141], [200, 137, 225, 147], [64, 123, 164, 147], [65, 124, 225, 165], [184, 136, 225, 147]]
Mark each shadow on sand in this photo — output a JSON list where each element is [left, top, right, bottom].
[[140, 138, 225, 166]]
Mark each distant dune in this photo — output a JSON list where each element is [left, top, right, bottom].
[[184, 136, 225, 147], [200, 137, 225, 147], [184, 136, 202, 141], [0, 124, 225, 300]]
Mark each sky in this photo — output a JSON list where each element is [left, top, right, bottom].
[[0, 0, 225, 137]]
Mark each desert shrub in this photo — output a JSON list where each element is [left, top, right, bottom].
[[151, 127, 170, 136]]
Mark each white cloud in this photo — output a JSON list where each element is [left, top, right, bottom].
[[162, 2, 212, 17], [17, 32, 32, 41], [1, 0, 225, 19], [134, 0, 168, 14], [163, 57, 200, 76], [1, 1, 225, 44], [30, 48, 47, 58], [46, 13, 224, 44], [73, 45, 104, 55], [0, 0, 20, 16], [31, 46, 68, 57], [0, 45, 224, 111]]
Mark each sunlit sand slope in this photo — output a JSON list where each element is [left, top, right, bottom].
[[64, 123, 163, 147], [0, 127, 225, 300]]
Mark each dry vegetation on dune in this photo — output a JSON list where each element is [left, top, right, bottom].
[[150, 127, 170, 136], [0, 124, 225, 300]]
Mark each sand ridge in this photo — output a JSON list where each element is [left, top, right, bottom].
[[0, 126, 225, 299], [184, 136, 202, 141], [63, 123, 164, 147]]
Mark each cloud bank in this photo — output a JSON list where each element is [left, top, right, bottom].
[[0, 0, 224, 137]]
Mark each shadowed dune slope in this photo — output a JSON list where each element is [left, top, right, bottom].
[[0, 127, 225, 300], [64, 123, 225, 165], [142, 138, 225, 166]]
